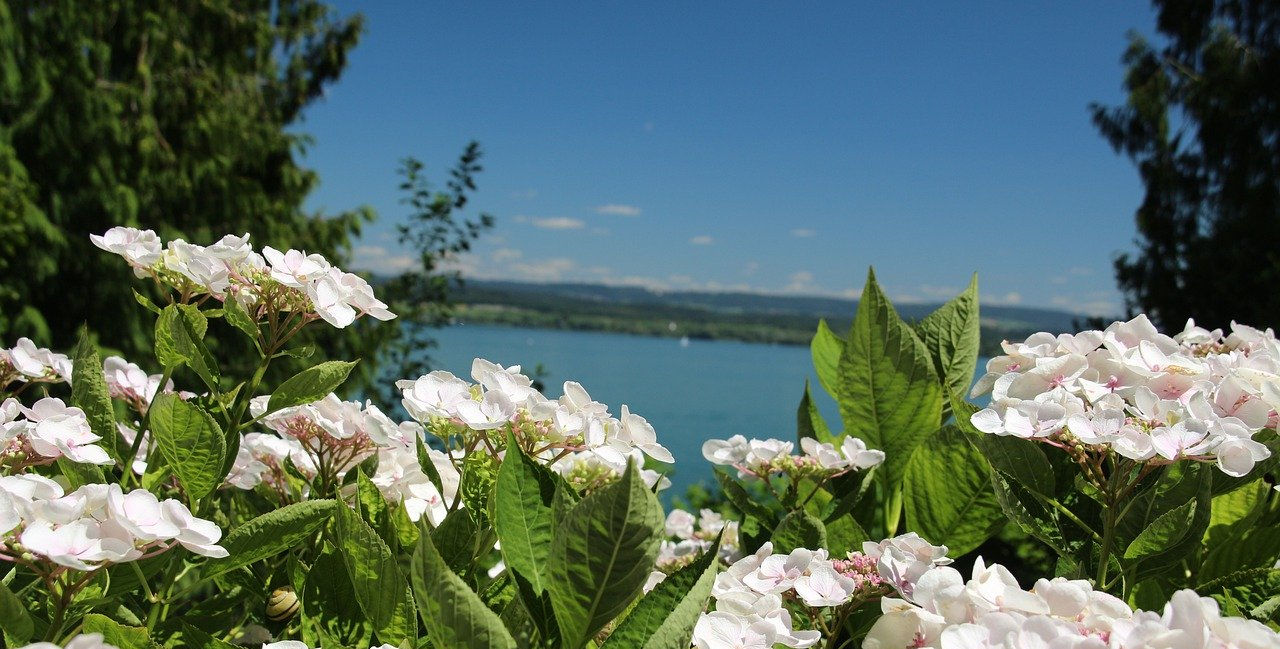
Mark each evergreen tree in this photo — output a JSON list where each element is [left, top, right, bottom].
[[1093, 0, 1280, 330]]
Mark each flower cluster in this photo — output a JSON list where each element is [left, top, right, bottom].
[[971, 316, 1277, 477], [701, 434, 885, 481], [1, 338, 72, 388], [0, 475, 226, 572], [102, 355, 177, 414], [228, 393, 460, 523], [644, 508, 742, 592], [399, 359, 674, 491], [2, 397, 113, 470], [863, 558, 1279, 648], [693, 534, 951, 649], [92, 227, 395, 329]]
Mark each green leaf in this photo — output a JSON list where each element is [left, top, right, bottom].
[[355, 469, 396, 550], [167, 623, 241, 649], [988, 469, 1074, 556], [495, 435, 559, 595], [132, 289, 162, 315], [811, 318, 846, 401], [56, 456, 104, 488], [416, 436, 446, 497], [601, 538, 721, 649], [714, 469, 775, 527], [221, 297, 261, 350], [771, 510, 827, 553], [974, 433, 1055, 498], [546, 462, 664, 649], [204, 499, 337, 578], [904, 426, 1004, 555], [825, 514, 870, 554], [71, 326, 123, 463], [411, 527, 517, 649], [267, 360, 359, 413], [434, 507, 479, 576], [302, 545, 374, 648], [81, 613, 156, 649], [839, 268, 942, 494], [796, 381, 831, 443], [0, 579, 33, 643], [148, 393, 226, 501], [334, 503, 417, 646], [1125, 499, 1197, 559], [913, 275, 981, 403], [155, 304, 219, 392]]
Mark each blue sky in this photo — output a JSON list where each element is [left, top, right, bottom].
[[300, 1, 1159, 316]]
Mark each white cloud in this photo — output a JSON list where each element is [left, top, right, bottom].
[[743, 261, 760, 276], [985, 291, 1023, 306], [510, 189, 539, 200], [689, 235, 714, 245], [531, 217, 586, 230], [785, 270, 816, 294], [491, 248, 523, 262], [508, 257, 577, 282], [595, 204, 642, 217], [350, 245, 416, 275], [790, 228, 816, 238]]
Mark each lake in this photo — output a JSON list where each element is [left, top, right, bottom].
[[423, 323, 986, 498]]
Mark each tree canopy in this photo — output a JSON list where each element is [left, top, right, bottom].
[[1093, 0, 1280, 330], [0, 0, 369, 354]]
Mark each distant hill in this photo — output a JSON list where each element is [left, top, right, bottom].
[[456, 280, 1086, 330], [446, 279, 1090, 354]]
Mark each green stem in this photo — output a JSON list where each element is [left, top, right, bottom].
[[882, 487, 902, 537], [130, 561, 156, 603], [1046, 498, 1103, 543]]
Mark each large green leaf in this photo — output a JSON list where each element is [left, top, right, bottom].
[[796, 381, 831, 443], [975, 434, 1056, 498], [148, 393, 226, 501], [334, 503, 417, 647], [81, 613, 156, 649], [989, 469, 1074, 556], [411, 527, 517, 649], [0, 579, 33, 644], [355, 469, 396, 551], [204, 499, 337, 578], [1123, 464, 1212, 582], [434, 507, 479, 576], [302, 545, 373, 648], [267, 360, 358, 413], [811, 319, 845, 401], [913, 275, 981, 403], [495, 435, 559, 594], [838, 269, 942, 493], [71, 327, 123, 463], [904, 426, 1004, 555], [546, 463, 664, 649], [154, 304, 219, 392], [601, 538, 721, 649], [771, 510, 827, 553]]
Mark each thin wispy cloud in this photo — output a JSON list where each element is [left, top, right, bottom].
[[689, 235, 714, 245], [350, 245, 417, 275], [531, 217, 586, 230], [790, 228, 816, 238], [595, 204, 641, 216]]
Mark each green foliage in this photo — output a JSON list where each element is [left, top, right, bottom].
[[546, 463, 664, 649], [839, 269, 943, 534], [411, 529, 516, 649], [903, 426, 1004, 556], [267, 360, 359, 413], [772, 510, 828, 553], [0, 579, 34, 644], [71, 327, 124, 463], [148, 393, 226, 501], [600, 536, 721, 649], [205, 500, 338, 579], [334, 503, 417, 646]]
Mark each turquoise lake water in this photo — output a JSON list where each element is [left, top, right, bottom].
[[424, 323, 986, 498]]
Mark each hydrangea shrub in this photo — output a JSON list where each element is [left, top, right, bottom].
[[0, 233, 1275, 648]]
